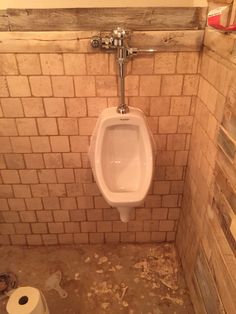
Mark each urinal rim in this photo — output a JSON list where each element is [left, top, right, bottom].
[[93, 110, 154, 205]]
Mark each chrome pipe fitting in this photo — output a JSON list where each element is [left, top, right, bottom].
[[117, 104, 129, 114]]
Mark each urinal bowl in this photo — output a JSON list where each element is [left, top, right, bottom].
[[89, 107, 154, 222]]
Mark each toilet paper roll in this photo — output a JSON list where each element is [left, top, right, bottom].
[[6, 287, 49, 314]]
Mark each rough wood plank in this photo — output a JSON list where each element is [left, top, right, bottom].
[[218, 126, 236, 162], [131, 30, 204, 51], [0, 10, 9, 31], [209, 216, 236, 313], [194, 245, 225, 314], [0, 0, 208, 9], [215, 163, 236, 215], [204, 28, 236, 64], [0, 30, 204, 53], [6, 7, 206, 31]]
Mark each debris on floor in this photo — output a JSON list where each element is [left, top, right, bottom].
[[45, 271, 68, 299], [0, 244, 194, 314], [0, 273, 17, 300]]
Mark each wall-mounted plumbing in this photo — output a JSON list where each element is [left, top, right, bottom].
[[91, 27, 157, 114]]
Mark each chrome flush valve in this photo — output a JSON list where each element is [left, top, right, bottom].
[[90, 28, 157, 114]]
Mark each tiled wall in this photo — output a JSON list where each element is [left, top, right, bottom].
[[177, 47, 236, 313], [0, 51, 199, 245]]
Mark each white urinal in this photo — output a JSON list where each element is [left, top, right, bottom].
[[89, 107, 154, 222]]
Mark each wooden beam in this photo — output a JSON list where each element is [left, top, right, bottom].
[[6, 7, 207, 31], [204, 28, 236, 64], [0, 30, 204, 53], [0, 0, 208, 10], [0, 10, 9, 31]]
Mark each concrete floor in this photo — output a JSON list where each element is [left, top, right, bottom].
[[0, 243, 194, 314]]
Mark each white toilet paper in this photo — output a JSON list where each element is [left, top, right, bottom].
[[6, 287, 49, 314]]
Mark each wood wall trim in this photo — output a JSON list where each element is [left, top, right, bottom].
[[0, 7, 208, 32], [0, 30, 204, 53], [204, 28, 236, 64], [0, 0, 208, 10]]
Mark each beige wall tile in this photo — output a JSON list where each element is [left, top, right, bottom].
[[75, 169, 93, 183], [64, 54, 86, 75], [183, 75, 199, 96], [44, 153, 63, 168], [81, 221, 96, 232], [79, 117, 96, 135], [1, 98, 23, 117], [5, 154, 25, 169], [49, 183, 66, 197], [50, 136, 70, 152], [24, 154, 44, 169], [36, 210, 53, 222], [96, 76, 117, 97], [37, 118, 58, 135], [44, 98, 65, 117], [0, 54, 18, 75], [7, 76, 31, 97], [0, 119, 18, 136], [128, 97, 150, 115], [86, 54, 108, 75], [10, 137, 32, 153], [178, 116, 193, 133], [161, 75, 183, 96], [31, 223, 48, 234], [58, 118, 78, 135], [105, 233, 120, 243], [16, 118, 38, 136], [177, 52, 199, 74], [60, 197, 77, 209], [159, 220, 175, 231], [22, 98, 45, 117], [65, 98, 87, 117], [151, 232, 166, 242], [63, 152, 81, 168], [136, 232, 151, 242], [19, 170, 38, 184], [159, 116, 178, 134], [56, 169, 75, 183], [29, 76, 52, 97], [132, 55, 154, 74], [154, 52, 177, 74], [139, 75, 161, 96], [153, 181, 170, 195], [125, 75, 139, 96], [52, 76, 74, 97], [152, 208, 168, 220], [8, 198, 26, 211], [38, 169, 57, 183], [13, 184, 32, 198], [74, 76, 96, 97], [70, 209, 86, 221], [74, 233, 89, 244], [166, 166, 183, 180], [40, 54, 64, 75], [87, 98, 107, 116], [42, 234, 58, 245], [31, 136, 51, 153], [25, 198, 43, 210], [170, 97, 191, 116], [0, 77, 9, 97], [150, 97, 170, 116], [1, 170, 20, 184], [167, 134, 186, 150], [17, 54, 41, 75]]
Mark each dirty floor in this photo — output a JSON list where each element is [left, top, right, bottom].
[[0, 244, 194, 314]]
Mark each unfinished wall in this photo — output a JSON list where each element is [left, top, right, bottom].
[[177, 31, 236, 313], [0, 41, 199, 245]]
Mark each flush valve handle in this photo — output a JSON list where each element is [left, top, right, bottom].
[[90, 36, 102, 48]]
